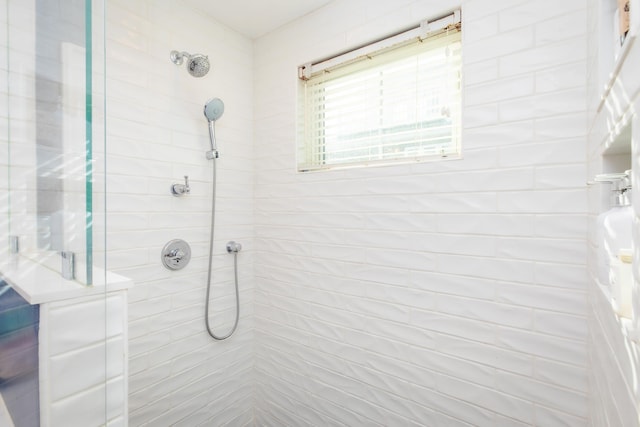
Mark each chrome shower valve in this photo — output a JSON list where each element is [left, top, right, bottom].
[[171, 175, 190, 196]]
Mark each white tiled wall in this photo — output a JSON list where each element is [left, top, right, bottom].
[[253, 0, 589, 425], [99, 1, 254, 425], [39, 291, 128, 427], [586, 0, 640, 425]]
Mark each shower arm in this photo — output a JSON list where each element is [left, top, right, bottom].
[[206, 120, 219, 159], [170, 50, 190, 65]]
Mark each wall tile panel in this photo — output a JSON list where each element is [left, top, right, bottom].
[[253, 1, 588, 423]]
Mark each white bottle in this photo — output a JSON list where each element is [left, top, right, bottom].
[[611, 248, 633, 318], [596, 171, 632, 288]]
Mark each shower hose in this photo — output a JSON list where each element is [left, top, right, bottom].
[[205, 157, 240, 340]]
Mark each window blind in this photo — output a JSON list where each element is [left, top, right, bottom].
[[298, 23, 462, 171]]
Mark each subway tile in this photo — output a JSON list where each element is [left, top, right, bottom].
[[495, 370, 588, 418], [535, 8, 587, 45], [499, 88, 587, 123], [496, 327, 586, 366], [409, 270, 497, 300], [534, 405, 588, 427], [463, 58, 499, 86], [83, 0, 596, 425], [497, 189, 587, 213], [463, 11, 499, 41], [465, 26, 534, 64], [496, 237, 586, 264], [465, 74, 534, 106], [535, 357, 588, 393], [535, 61, 588, 93], [438, 254, 535, 283], [437, 293, 533, 329], [436, 373, 534, 423], [411, 308, 495, 343], [436, 213, 535, 236], [435, 333, 534, 377], [499, 37, 587, 76], [534, 310, 588, 340], [499, 0, 586, 33], [464, 120, 534, 148]]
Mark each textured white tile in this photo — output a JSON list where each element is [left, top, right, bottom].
[[436, 373, 534, 423], [437, 294, 533, 329], [496, 237, 586, 264], [535, 61, 588, 93], [463, 58, 499, 86], [497, 283, 586, 314], [534, 405, 587, 427], [438, 254, 535, 283], [499, 38, 587, 76], [535, 358, 588, 392], [464, 120, 534, 148], [499, 0, 586, 32], [495, 370, 588, 418], [534, 310, 588, 340], [497, 328, 586, 366], [498, 189, 587, 213], [500, 88, 587, 123], [465, 74, 534, 106], [411, 308, 495, 343], [435, 333, 534, 376], [535, 8, 587, 45], [50, 384, 108, 426], [47, 295, 123, 355], [409, 270, 496, 300], [463, 11, 499, 41], [77, 0, 597, 425]]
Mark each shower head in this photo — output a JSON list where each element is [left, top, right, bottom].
[[204, 98, 224, 122], [170, 50, 210, 77], [187, 54, 210, 77], [204, 98, 224, 159]]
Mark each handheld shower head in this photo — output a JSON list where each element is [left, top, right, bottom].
[[170, 50, 210, 77], [204, 98, 224, 122], [204, 98, 224, 159]]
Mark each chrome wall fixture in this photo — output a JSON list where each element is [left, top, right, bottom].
[[60, 251, 75, 280], [202, 97, 242, 341], [171, 175, 190, 196], [161, 239, 191, 270], [170, 50, 210, 77]]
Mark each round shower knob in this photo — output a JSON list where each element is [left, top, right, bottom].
[[161, 239, 191, 270]]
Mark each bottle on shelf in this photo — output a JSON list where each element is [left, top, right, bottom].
[[594, 170, 633, 306]]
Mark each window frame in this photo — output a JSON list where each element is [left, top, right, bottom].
[[297, 10, 462, 172]]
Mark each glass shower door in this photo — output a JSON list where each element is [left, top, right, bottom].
[[0, 0, 115, 425]]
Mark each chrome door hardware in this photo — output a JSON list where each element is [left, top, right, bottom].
[[161, 239, 191, 270]]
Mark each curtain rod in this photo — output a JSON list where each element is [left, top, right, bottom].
[[298, 9, 461, 80]]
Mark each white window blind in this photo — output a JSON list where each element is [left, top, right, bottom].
[[297, 15, 462, 172]]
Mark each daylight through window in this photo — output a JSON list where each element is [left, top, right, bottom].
[[298, 13, 462, 171]]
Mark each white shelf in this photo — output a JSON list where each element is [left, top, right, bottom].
[[0, 254, 133, 305], [597, 0, 640, 114]]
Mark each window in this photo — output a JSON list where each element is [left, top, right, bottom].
[[297, 11, 462, 172]]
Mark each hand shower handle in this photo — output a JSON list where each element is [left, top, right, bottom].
[[171, 175, 191, 196], [206, 120, 219, 159]]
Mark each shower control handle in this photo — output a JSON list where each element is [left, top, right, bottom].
[[171, 175, 190, 196], [167, 248, 185, 261], [161, 239, 191, 270]]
